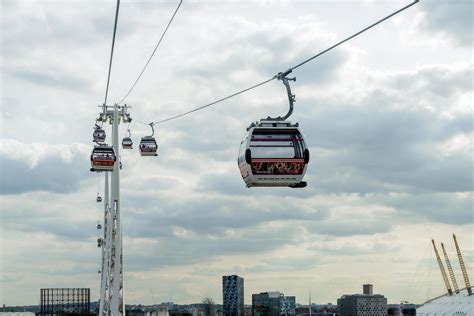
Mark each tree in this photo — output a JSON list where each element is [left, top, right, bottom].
[[202, 297, 216, 316]]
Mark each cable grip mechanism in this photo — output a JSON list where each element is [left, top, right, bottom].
[[266, 69, 296, 121], [148, 123, 155, 137]]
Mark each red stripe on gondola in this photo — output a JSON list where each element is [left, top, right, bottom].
[[252, 158, 305, 162]]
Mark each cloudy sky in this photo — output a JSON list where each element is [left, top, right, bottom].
[[1, 0, 473, 307]]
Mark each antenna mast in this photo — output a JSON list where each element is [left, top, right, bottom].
[[432, 239, 453, 295], [308, 291, 311, 316], [453, 234, 472, 295]]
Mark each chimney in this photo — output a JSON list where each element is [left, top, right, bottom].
[[363, 284, 373, 295]]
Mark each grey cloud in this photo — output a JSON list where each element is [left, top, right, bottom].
[[123, 224, 305, 270], [420, 0, 473, 46], [10, 69, 91, 91], [171, 16, 348, 87], [304, 210, 394, 237], [123, 194, 329, 238], [299, 66, 473, 194], [1, 201, 97, 240], [309, 240, 399, 256], [372, 192, 473, 225], [304, 112, 471, 194], [308, 219, 392, 237], [0, 154, 88, 195]]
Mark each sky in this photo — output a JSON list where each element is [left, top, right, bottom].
[[0, 0, 473, 307]]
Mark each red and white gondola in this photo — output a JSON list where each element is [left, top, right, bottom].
[[238, 120, 309, 188], [238, 71, 310, 188], [90, 145, 116, 172]]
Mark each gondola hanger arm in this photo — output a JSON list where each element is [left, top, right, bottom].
[[266, 70, 296, 121]]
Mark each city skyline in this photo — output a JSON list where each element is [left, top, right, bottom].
[[1, 0, 472, 307]]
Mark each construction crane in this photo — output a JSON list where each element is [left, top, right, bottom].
[[453, 234, 472, 295], [441, 242, 459, 294], [432, 239, 453, 295]]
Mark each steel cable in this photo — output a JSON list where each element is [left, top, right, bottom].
[[104, 0, 121, 106], [118, 0, 183, 105], [139, 0, 419, 126]]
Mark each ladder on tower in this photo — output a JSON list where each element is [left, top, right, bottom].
[[441, 242, 459, 294], [453, 234, 472, 295], [431, 239, 453, 296]]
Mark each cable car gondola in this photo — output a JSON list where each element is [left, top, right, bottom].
[[90, 145, 116, 172], [237, 71, 310, 188], [122, 137, 133, 149], [96, 195, 102, 203], [93, 126, 106, 143], [139, 123, 158, 156], [122, 129, 133, 149], [238, 120, 309, 188]]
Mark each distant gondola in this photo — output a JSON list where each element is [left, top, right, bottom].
[[93, 127, 106, 143], [139, 136, 158, 156], [139, 123, 158, 156], [122, 137, 133, 149]]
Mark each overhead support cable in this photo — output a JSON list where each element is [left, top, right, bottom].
[[140, 0, 418, 125], [287, 0, 419, 73], [152, 77, 276, 125], [118, 0, 183, 105], [104, 0, 121, 106]]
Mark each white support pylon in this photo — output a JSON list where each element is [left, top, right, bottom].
[[109, 104, 124, 315], [99, 172, 111, 315], [96, 103, 131, 315]]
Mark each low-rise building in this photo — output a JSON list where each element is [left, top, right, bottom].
[[337, 285, 387, 316]]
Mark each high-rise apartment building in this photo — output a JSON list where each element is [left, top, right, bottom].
[[337, 285, 387, 316], [223, 275, 244, 316], [280, 296, 296, 316]]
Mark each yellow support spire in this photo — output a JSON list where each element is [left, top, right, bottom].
[[432, 239, 453, 295], [441, 242, 459, 294], [453, 234, 472, 295]]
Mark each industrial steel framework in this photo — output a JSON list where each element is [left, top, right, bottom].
[[441, 242, 459, 294], [40, 288, 90, 315], [453, 234, 472, 295], [431, 239, 453, 295], [97, 104, 131, 315]]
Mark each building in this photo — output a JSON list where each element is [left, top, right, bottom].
[[223, 275, 244, 316], [39, 288, 92, 316], [280, 296, 295, 316], [337, 285, 387, 316], [252, 292, 296, 316], [150, 307, 170, 316], [252, 292, 281, 316], [387, 304, 416, 315], [362, 284, 373, 295]]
